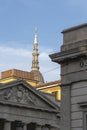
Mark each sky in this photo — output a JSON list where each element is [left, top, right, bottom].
[[0, 0, 87, 82]]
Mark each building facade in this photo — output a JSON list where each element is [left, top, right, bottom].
[[0, 79, 60, 130], [50, 23, 87, 130]]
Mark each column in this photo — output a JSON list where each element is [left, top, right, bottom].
[[42, 125, 50, 130], [50, 127, 59, 130], [36, 124, 42, 130], [4, 121, 11, 130], [23, 124, 27, 130], [45, 127, 49, 130]]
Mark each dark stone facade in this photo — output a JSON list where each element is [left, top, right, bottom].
[[0, 80, 60, 130], [50, 23, 87, 130]]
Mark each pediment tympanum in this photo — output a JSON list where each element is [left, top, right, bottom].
[[0, 80, 58, 111], [0, 85, 36, 105]]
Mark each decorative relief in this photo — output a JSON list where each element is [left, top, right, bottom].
[[16, 85, 24, 102], [4, 88, 13, 100], [0, 85, 37, 105], [80, 58, 87, 68]]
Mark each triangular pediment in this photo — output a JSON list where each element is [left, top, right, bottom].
[[0, 80, 59, 112]]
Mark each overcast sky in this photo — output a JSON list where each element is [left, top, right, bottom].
[[0, 0, 87, 82]]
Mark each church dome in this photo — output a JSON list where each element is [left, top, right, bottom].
[[31, 70, 44, 84]]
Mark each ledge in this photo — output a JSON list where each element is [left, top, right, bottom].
[[62, 23, 87, 33], [0, 100, 58, 113], [49, 46, 87, 64], [78, 101, 87, 107]]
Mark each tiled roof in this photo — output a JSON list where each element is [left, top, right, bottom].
[[1, 69, 34, 80]]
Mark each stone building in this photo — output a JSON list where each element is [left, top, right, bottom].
[[0, 79, 60, 130], [50, 23, 87, 130]]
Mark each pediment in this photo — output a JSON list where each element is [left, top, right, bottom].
[[0, 80, 59, 111]]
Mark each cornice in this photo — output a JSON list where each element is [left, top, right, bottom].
[[49, 45, 87, 64]]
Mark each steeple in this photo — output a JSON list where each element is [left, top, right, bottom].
[[31, 28, 39, 71], [31, 28, 44, 84]]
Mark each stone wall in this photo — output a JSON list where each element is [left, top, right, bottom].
[[50, 23, 87, 130]]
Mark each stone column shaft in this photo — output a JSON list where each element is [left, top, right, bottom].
[[50, 127, 59, 130], [23, 124, 27, 130], [36, 124, 42, 130], [42, 126, 49, 130], [4, 121, 11, 130]]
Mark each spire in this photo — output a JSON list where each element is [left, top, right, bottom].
[[31, 28, 39, 71], [31, 28, 44, 84]]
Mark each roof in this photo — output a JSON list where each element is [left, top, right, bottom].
[[31, 70, 44, 84], [1, 69, 34, 80], [62, 23, 87, 33], [36, 80, 61, 88]]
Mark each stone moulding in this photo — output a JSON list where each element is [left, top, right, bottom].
[[49, 45, 87, 63], [78, 101, 87, 108]]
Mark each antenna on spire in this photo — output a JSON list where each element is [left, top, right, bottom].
[[34, 27, 38, 44], [35, 27, 38, 34]]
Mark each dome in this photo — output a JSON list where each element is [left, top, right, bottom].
[[31, 70, 44, 84]]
